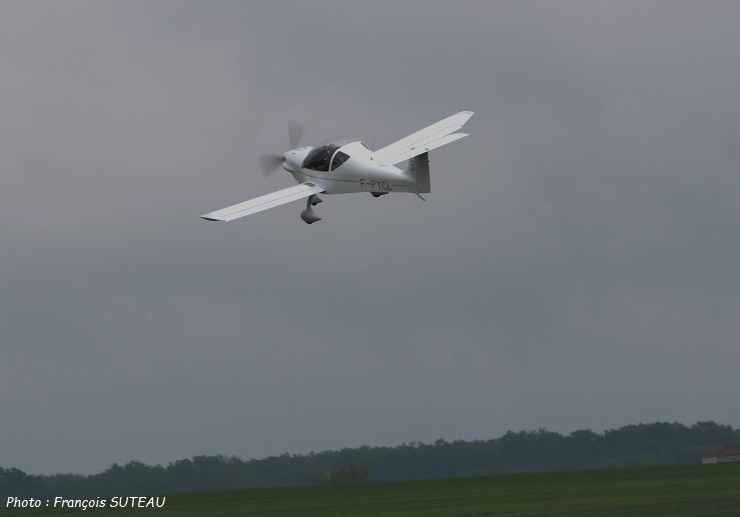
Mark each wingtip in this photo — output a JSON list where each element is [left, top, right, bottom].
[[200, 214, 225, 222]]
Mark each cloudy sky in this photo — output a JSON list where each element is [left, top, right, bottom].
[[2, 0, 739, 475]]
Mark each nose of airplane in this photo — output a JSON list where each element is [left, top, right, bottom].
[[283, 151, 297, 172], [283, 148, 309, 172]]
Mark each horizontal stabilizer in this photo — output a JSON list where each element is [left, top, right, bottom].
[[373, 111, 473, 166], [200, 182, 324, 222]]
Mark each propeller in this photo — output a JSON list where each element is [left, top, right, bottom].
[[288, 120, 305, 149], [259, 120, 307, 176], [259, 154, 284, 176]]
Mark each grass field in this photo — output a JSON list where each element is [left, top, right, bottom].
[[5, 463, 740, 516]]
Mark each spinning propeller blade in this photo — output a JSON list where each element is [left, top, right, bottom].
[[260, 121, 307, 176], [259, 154, 284, 176], [288, 120, 306, 149]]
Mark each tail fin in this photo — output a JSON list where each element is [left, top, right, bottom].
[[406, 152, 430, 193]]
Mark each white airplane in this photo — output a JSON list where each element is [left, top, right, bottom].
[[200, 111, 474, 224]]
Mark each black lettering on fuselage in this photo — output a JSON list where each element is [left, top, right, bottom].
[[359, 179, 392, 191]]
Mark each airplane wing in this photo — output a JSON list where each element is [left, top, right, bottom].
[[200, 182, 324, 222], [372, 111, 474, 166]]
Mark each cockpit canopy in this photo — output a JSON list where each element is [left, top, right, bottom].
[[302, 137, 358, 172]]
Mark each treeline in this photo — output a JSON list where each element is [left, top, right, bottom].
[[2, 421, 739, 498]]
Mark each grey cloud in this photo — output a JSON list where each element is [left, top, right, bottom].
[[1, 1, 739, 474]]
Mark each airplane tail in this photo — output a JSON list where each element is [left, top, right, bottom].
[[406, 152, 430, 193]]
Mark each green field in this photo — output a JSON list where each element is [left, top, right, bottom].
[[5, 463, 739, 516]]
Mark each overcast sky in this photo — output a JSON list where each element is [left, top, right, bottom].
[[2, 0, 739, 475]]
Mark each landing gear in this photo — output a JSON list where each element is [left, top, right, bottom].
[[300, 195, 322, 224]]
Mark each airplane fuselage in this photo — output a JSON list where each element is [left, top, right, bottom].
[[283, 141, 415, 195]]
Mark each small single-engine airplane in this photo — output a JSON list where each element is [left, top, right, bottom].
[[200, 111, 474, 224]]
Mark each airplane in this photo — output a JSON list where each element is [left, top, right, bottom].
[[200, 111, 474, 224]]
